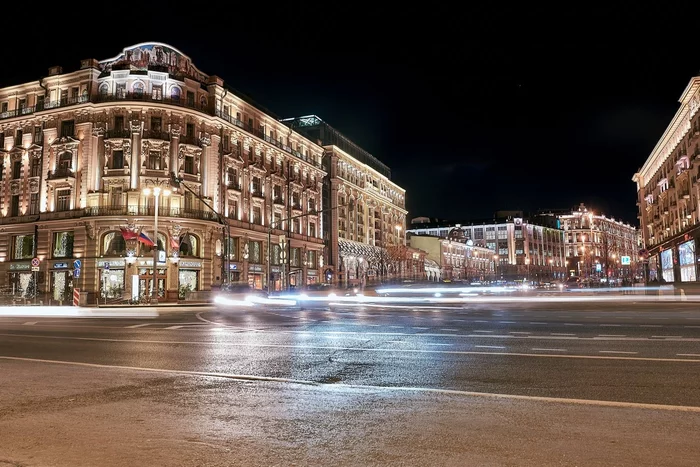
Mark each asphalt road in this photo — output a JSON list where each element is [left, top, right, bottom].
[[1, 298, 700, 466]]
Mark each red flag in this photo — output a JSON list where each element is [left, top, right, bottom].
[[170, 236, 179, 250], [120, 227, 138, 241], [138, 232, 155, 246]]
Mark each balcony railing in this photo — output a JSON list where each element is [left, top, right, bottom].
[[0, 91, 324, 170], [227, 182, 242, 191], [143, 129, 170, 141], [84, 206, 219, 221], [47, 168, 75, 179], [179, 134, 202, 147], [105, 129, 131, 139]]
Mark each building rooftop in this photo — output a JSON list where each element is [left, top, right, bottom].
[[280, 115, 391, 179]]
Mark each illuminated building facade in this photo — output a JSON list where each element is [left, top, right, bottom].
[[633, 73, 700, 284], [281, 116, 407, 286], [555, 204, 638, 282], [0, 42, 325, 303], [407, 214, 566, 282], [408, 233, 495, 282]]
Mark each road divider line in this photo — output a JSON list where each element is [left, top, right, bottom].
[[600, 351, 638, 355], [598, 334, 626, 337], [499, 321, 516, 324], [164, 325, 184, 330], [651, 336, 682, 338], [510, 331, 531, 335], [475, 345, 505, 349], [441, 329, 458, 332], [677, 354, 700, 357], [531, 348, 567, 352], [551, 333, 576, 336], [600, 324, 621, 327], [529, 322, 547, 325], [473, 330, 493, 333], [3, 355, 700, 413]]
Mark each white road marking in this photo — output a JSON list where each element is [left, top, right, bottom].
[[164, 325, 184, 330], [640, 325, 663, 328], [531, 348, 567, 352], [441, 329, 458, 332], [564, 323, 583, 326], [651, 336, 682, 339], [473, 330, 493, 333], [551, 333, 576, 336], [677, 354, 700, 357], [685, 326, 700, 328], [23, 322, 37, 326], [474, 320, 489, 323], [510, 331, 531, 335], [426, 343, 452, 346], [475, 345, 505, 349], [3, 333, 700, 363], [600, 324, 621, 327], [126, 323, 152, 328], [530, 322, 547, 325], [413, 327, 429, 330], [600, 351, 638, 355], [389, 326, 403, 329], [598, 334, 626, 337], [3, 355, 700, 413], [499, 321, 516, 324]]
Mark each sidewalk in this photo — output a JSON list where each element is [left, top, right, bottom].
[[0, 303, 214, 318]]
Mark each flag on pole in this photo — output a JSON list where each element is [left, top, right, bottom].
[[138, 232, 155, 246], [120, 227, 138, 241], [170, 236, 179, 250]]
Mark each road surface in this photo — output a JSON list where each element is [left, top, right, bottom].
[[1, 298, 699, 466]]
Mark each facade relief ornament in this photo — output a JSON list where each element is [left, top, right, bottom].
[[200, 133, 211, 146], [92, 125, 106, 138], [170, 124, 181, 138], [129, 120, 142, 133], [28, 178, 39, 194], [9, 180, 21, 195]]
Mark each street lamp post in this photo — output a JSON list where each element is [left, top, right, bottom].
[[493, 254, 499, 282], [143, 179, 173, 304]]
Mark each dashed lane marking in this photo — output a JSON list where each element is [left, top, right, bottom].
[[475, 345, 505, 349], [600, 351, 638, 355], [23, 322, 37, 326], [126, 323, 152, 328], [531, 348, 567, 352]]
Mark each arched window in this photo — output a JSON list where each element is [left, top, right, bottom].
[[179, 233, 199, 257], [99, 83, 109, 96], [102, 231, 126, 256], [171, 87, 181, 103], [133, 81, 144, 98], [141, 233, 167, 255]]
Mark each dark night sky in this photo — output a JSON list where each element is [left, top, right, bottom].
[[4, 5, 698, 225]]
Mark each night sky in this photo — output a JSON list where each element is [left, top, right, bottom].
[[3, 6, 698, 226]]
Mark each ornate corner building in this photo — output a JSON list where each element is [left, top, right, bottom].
[[0, 42, 326, 303], [633, 74, 700, 284], [280, 116, 407, 286]]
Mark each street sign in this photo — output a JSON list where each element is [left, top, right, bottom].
[[73, 259, 82, 269], [621, 255, 631, 266], [31, 257, 40, 267], [31, 266, 39, 272], [104, 262, 110, 270], [74, 268, 81, 278]]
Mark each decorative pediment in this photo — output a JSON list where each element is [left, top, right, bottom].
[[28, 177, 39, 193], [50, 136, 80, 148], [224, 151, 244, 164], [9, 147, 23, 161]]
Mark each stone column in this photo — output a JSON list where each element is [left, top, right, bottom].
[[92, 126, 105, 191], [169, 124, 180, 177], [129, 120, 142, 190], [200, 133, 211, 199]]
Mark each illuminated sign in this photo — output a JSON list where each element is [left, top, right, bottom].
[[621, 256, 631, 265]]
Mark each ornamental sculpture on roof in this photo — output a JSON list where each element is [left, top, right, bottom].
[[99, 42, 209, 83]]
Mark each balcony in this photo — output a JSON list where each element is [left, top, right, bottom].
[[84, 206, 219, 221], [179, 135, 202, 147], [0, 91, 324, 171], [47, 168, 75, 180], [105, 129, 131, 140], [143, 129, 170, 141]]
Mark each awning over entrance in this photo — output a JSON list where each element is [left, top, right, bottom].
[[338, 239, 385, 264]]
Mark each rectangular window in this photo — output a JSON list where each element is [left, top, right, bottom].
[[249, 241, 262, 264], [15, 129, 22, 146], [147, 151, 162, 170], [252, 176, 261, 195], [150, 117, 162, 132], [186, 123, 194, 138], [12, 160, 22, 179], [152, 85, 163, 101], [33, 126, 42, 144], [112, 150, 124, 169], [184, 155, 194, 174], [56, 189, 71, 212], [229, 200, 238, 219], [10, 194, 20, 217], [111, 186, 123, 207], [36, 95, 44, 111], [29, 193, 39, 215], [1, 102, 7, 113], [114, 116, 124, 131], [309, 223, 316, 237], [227, 237, 238, 260], [12, 234, 34, 260], [53, 231, 74, 258], [116, 83, 126, 99], [186, 91, 195, 107], [252, 206, 262, 224], [60, 120, 74, 138], [184, 192, 194, 211]]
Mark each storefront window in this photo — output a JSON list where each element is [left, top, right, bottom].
[[678, 240, 696, 282], [103, 232, 126, 256], [101, 270, 125, 298], [648, 255, 658, 282], [250, 241, 261, 263], [178, 269, 198, 297], [307, 250, 317, 269], [660, 249, 674, 283], [227, 237, 238, 260], [12, 234, 34, 260], [53, 231, 74, 258]]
